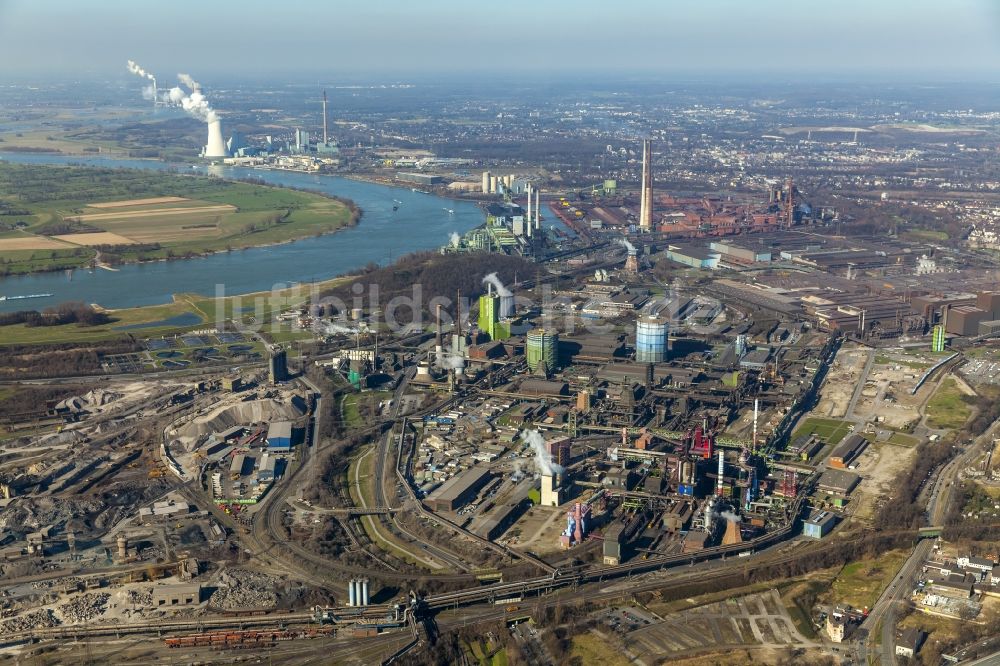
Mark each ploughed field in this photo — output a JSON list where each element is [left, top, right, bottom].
[[0, 162, 354, 273]]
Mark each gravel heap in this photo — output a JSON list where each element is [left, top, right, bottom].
[[209, 568, 278, 610], [58, 593, 110, 623], [1, 609, 60, 633]]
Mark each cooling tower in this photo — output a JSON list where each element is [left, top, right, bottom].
[[204, 119, 228, 159]]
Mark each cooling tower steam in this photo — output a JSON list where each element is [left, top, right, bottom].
[[482, 272, 512, 297], [177, 73, 201, 91], [125, 60, 226, 158], [449, 232, 461, 248], [521, 429, 564, 476], [618, 238, 637, 254]]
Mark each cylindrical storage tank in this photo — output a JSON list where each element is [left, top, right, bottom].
[[489, 176, 498, 193], [526, 328, 558, 374], [361, 579, 369, 606], [636, 315, 668, 363], [348, 579, 357, 607]]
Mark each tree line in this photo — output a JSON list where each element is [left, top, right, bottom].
[[0, 302, 110, 328]]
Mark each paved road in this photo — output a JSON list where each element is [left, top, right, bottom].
[[857, 386, 1000, 666]]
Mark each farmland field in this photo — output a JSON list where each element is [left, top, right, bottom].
[[0, 162, 357, 274]]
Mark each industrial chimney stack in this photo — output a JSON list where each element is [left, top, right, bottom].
[[639, 139, 653, 232], [322, 91, 329, 145]]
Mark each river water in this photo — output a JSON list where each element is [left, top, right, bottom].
[[0, 153, 484, 312]]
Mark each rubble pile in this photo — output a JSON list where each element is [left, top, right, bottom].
[[1, 609, 60, 633], [209, 568, 278, 610], [126, 588, 153, 605], [58, 593, 110, 623]]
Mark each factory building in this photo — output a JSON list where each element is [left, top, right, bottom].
[[709, 239, 772, 265], [266, 422, 293, 452], [396, 172, 444, 186], [636, 316, 669, 363], [152, 583, 202, 607], [540, 473, 560, 507], [664, 244, 721, 270], [546, 436, 572, 467], [945, 305, 989, 337], [978, 320, 1000, 337], [803, 510, 838, 539], [976, 291, 1000, 318], [526, 328, 559, 375], [425, 466, 492, 512], [828, 434, 867, 469], [269, 348, 288, 384], [817, 468, 860, 507], [473, 483, 533, 541]]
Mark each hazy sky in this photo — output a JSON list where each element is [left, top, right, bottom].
[[1, 0, 999, 81]]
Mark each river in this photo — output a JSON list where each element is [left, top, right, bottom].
[[0, 153, 484, 312]]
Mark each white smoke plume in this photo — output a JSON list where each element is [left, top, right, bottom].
[[618, 237, 637, 254], [521, 429, 564, 476], [437, 351, 465, 370], [126, 60, 157, 101], [482, 272, 512, 297], [126, 60, 218, 123], [449, 232, 461, 248], [177, 73, 201, 91], [322, 322, 355, 335], [719, 510, 741, 523], [126, 60, 154, 80]]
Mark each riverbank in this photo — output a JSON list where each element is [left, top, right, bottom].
[[0, 161, 359, 277], [0, 153, 486, 315], [0, 274, 356, 345]]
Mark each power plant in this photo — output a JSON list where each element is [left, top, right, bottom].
[[204, 118, 228, 159]]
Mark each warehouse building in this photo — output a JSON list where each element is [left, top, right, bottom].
[[828, 434, 867, 469], [664, 244, 721, 270], [152, 583, 202, 607], [803, 510, 838, 539], [425, 466, 492, 512], [709, 239, 772, 265], [267, 421, 293, 452], [817, 468, 861, 507], [945, 305, 989, 337], [396, 172, 444, 186]]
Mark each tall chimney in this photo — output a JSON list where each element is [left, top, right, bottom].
[[716, 450, 725, 497], [639, 139, 653, 231], [526, 184, 532, 229], [322, 90, 328, 145], [752, 398, 759, 452], [535, 187, 541, 230]]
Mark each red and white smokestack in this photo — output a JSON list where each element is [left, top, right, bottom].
[[435, 303, 443, 362], [716, 450, 725, 497]]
